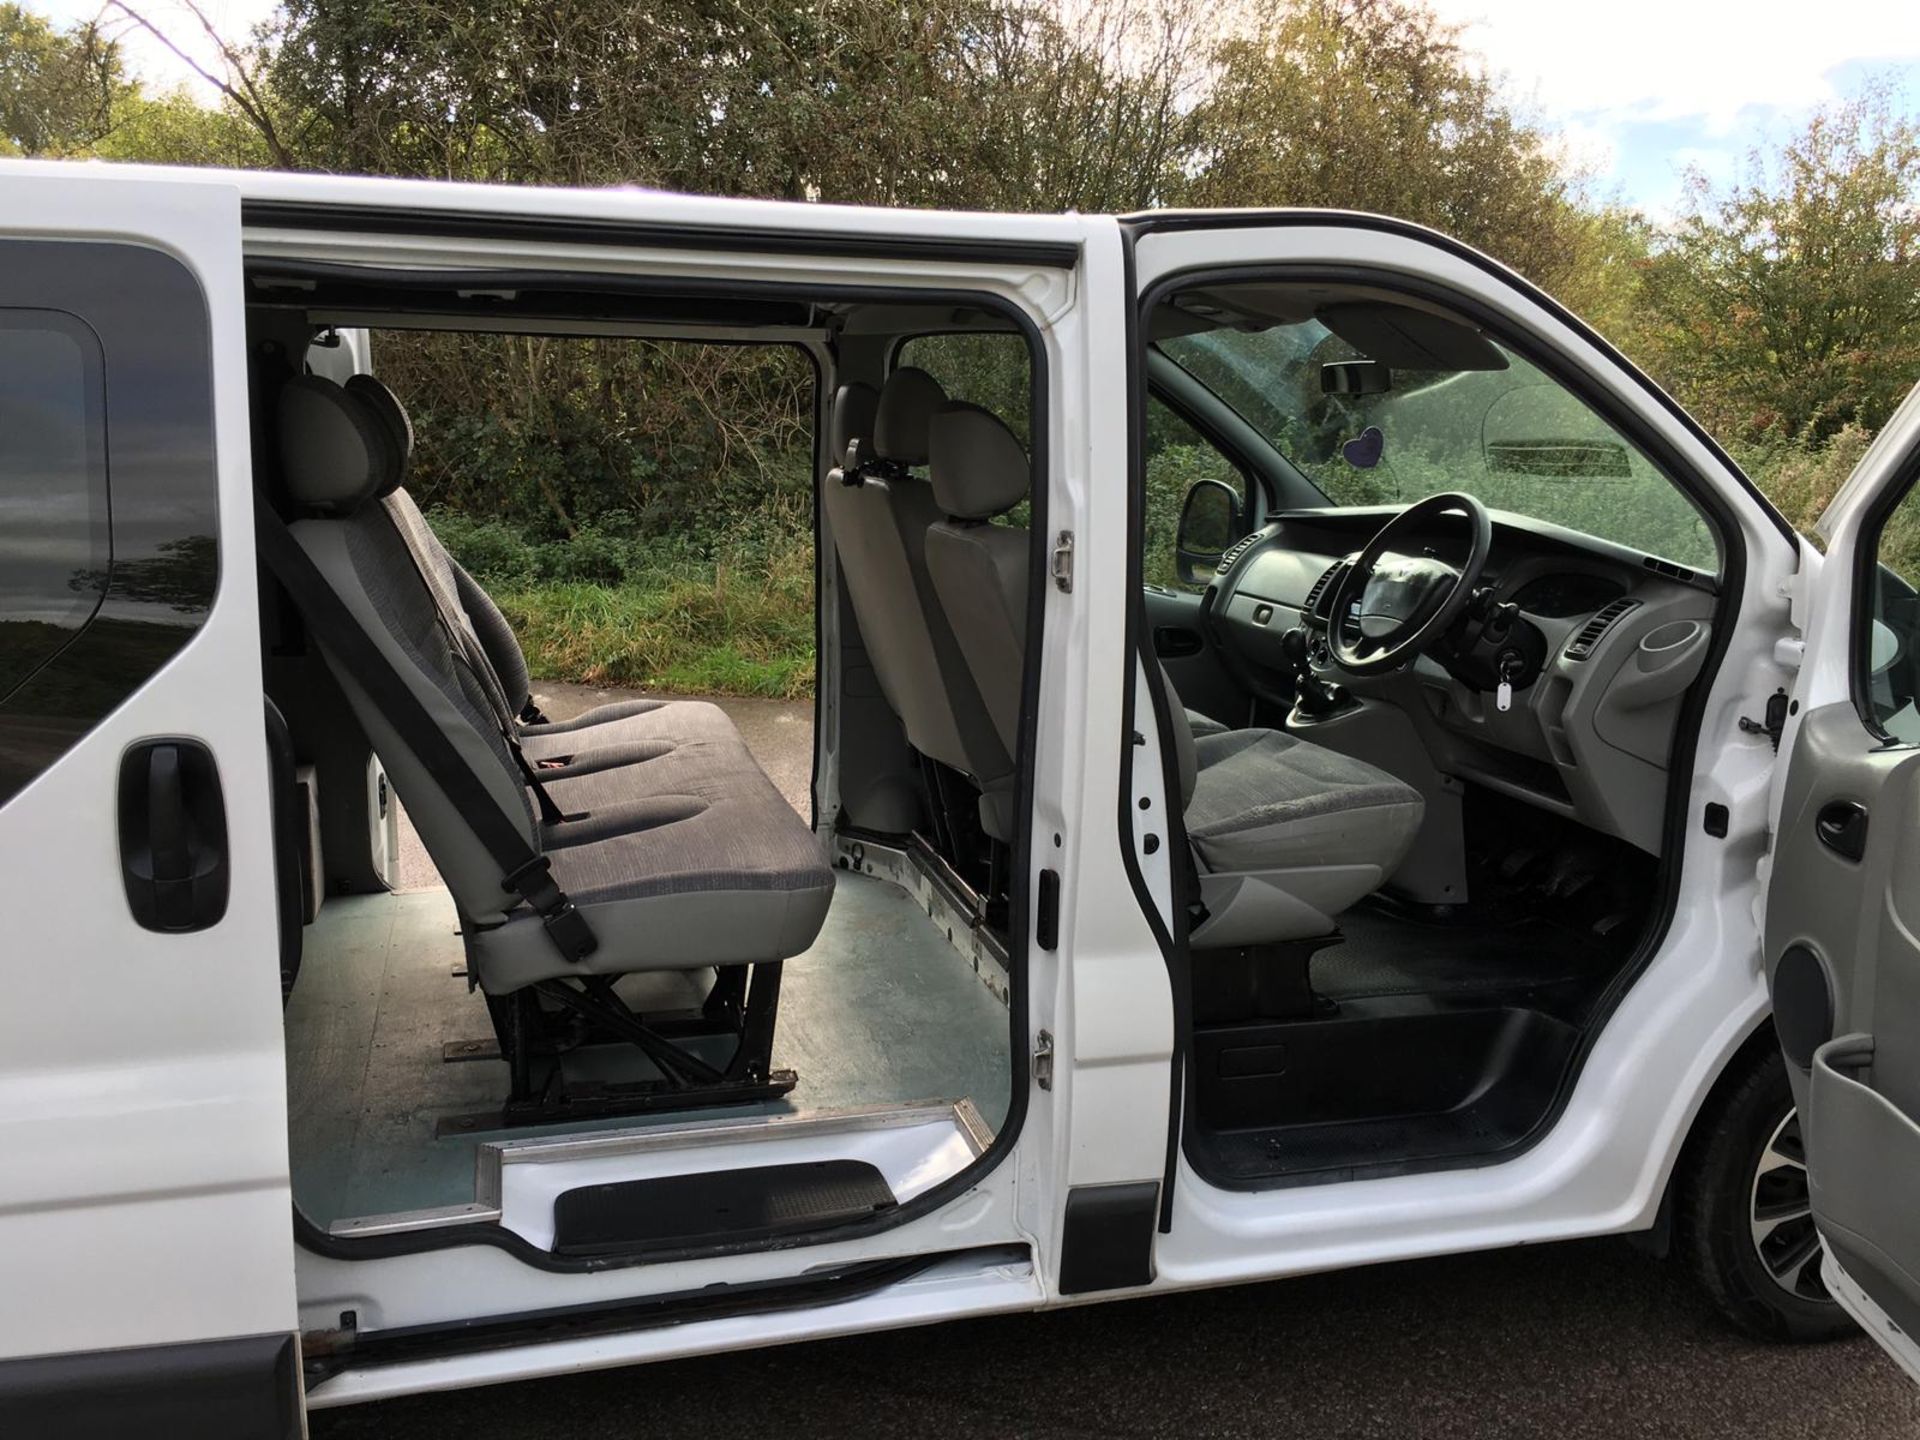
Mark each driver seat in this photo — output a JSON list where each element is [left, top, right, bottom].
[[922, 401, 1424, 958]]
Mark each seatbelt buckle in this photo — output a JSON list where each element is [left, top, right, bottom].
[[501, 855, 599, 962], [540, 898, 599, 962]]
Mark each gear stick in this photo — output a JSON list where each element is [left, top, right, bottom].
[[1281, 627, 1349, 719]]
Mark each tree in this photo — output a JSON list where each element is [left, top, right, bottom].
[[257, 0, 1206, 212], [1180, 0, 1597, 299], [0, 3, 129, 156], [1639, 87, 1920, 443]]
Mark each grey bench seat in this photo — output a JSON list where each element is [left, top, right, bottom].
[[271, 373, 833, 997]]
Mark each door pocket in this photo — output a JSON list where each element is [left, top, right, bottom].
[[1807, 1034, 1920, 1336]]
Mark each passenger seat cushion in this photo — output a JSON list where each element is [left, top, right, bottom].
[[519, 697, 733, 751], [527, 699, 827, 901], [472, 724, 836, 990], [1185, 729, 1424, 875], [1186, 708, 1230, 738]]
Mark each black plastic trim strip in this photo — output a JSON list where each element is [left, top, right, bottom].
[[282, 270, 1044, 1272], [1848, 443, 1920, 743], [242, 198, 1081, 269], [0, 1332, 300, 1439], [1058, 1182, 1159, 1294], [1113, 227, 1194, 1234], [304, 1248, 1010, 1386], [1120, 209, 1797, 548], [1132, 255, 1754, 1195]]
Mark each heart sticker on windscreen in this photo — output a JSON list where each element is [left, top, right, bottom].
[[1343, 426, 1385, 469]]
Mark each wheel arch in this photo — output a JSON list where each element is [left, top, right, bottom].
[[1633, 1012, 1781, 1258]]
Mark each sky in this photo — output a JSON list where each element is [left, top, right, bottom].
[[28, 0, 1920, 218]]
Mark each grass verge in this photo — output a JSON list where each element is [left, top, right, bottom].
[[492, 572, 815, 700]]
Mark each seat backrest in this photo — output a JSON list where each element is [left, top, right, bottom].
[[924, 402, 1032, 761], [822, 369, 1011, 787], [344, 373, 539, 721], [925, 402, 1203, 820], [275, 374, 538, 926]]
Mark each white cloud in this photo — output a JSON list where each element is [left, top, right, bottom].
[[1430, 0, 1920, 131], [1548, 118, 1620, 180]]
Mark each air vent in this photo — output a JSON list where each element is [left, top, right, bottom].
[[1642, 555, 1702, 584], [1304, 559, 1350, 620], [1216, 531, 1262, 574], [1564, 597, 1640, 660]]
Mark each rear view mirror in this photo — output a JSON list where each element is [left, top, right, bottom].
[[1176, 477, 1242, 585], [1322, 360, 1391, 396]]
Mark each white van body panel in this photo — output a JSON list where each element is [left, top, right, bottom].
[[0, 169, 298, 1361]]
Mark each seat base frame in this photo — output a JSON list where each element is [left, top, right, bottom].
[[436, 960, 792, 1134]]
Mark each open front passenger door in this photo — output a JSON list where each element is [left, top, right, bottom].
[[1765, 381, 1920, 1378]]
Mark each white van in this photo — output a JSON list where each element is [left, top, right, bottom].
[[3, 159, 1919, 1431]]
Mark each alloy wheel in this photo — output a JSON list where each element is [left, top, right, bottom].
[[1749, 1107, 1831, 1302]]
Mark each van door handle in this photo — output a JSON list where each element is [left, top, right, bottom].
[[1815, 799, 1868, 862], [1154, 625, 1204, 658], [118, 739, 229, 932]]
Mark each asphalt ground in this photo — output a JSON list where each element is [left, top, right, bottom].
[[354, 682, 1918, 1436]]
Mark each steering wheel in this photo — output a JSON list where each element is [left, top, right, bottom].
[[1326, 492, 1493, 675]]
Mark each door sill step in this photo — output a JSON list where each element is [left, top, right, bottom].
[[552, 1158, 897, 1256]]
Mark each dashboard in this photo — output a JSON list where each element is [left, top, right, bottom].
[[1208, 506, 1720, 857]]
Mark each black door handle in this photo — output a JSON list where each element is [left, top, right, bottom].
[[119, 739, 229, 932], [1154, 625, 1204, 658], [1815, 799, 1868, 863]]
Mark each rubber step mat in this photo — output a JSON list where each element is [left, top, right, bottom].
[[552, 1159, 897, 1256]]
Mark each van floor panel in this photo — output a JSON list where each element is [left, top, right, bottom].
[[1195, 1105, 1546, 1188], [284, 871, 1010, 1229], [1314, 907, 1620, 1017]]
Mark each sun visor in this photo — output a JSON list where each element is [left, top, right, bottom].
[[1317, 301, 1507, 372]]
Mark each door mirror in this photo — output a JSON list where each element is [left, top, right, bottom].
[[1176, 477, 1242, 586]]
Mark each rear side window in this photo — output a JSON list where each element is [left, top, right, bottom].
[[0, 311, 109, 700], [0, 241, 219, 809]]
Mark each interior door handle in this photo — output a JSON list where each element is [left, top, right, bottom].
[[1815, 799, 1868, 863], [118, 738, 229, 932], [1154, 625, 1204, 659]]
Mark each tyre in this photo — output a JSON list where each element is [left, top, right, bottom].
[[1675, 1042, 1855, 1341]]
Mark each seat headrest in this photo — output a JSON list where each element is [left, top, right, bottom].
[[346, 373, 415, 477], [930, 402, 1029, 520], [873, 367, 947, 465], [830, 382, 879, 465], [276, 374, 408, 515]]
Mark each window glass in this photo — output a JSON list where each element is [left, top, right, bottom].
[[1145, 397, 1243, 591], [1863, 485, 1920, 740], [0, 311, 108, 701], [1158, 313, 1719, 574]]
